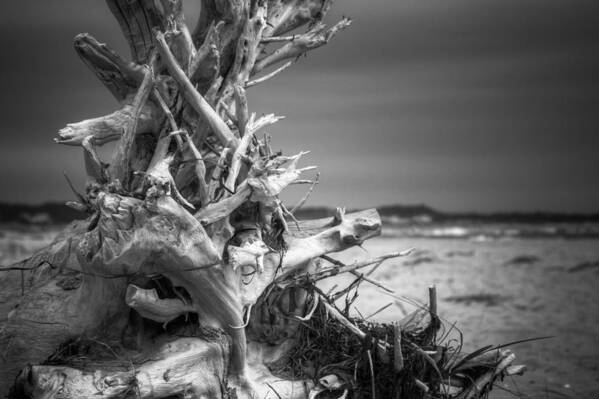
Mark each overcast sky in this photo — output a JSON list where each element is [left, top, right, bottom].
[[0, 0, 598, 212]]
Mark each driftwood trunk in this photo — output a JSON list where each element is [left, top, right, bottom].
[[0, 1, 365, 397], [1, 1, 524, 398]]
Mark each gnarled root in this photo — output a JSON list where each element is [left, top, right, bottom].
[[12, 337, 230, 399]]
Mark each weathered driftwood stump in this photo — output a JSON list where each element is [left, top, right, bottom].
[[0, 1, 525, 397], [0, 0, 372, 397]]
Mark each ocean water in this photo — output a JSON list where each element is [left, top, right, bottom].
[[382, 219, 599, 240]]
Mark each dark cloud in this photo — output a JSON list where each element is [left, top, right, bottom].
[[0, 0, 598, 211]]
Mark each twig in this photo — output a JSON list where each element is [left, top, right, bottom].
[[394, 300, 408, 317], [406, 339, 444, 382], [353, 306, 366, 320], [393, 322, 404, 372], [325, 284, 338, 296], [254, 18, 352, 73], [152, 88, 177, 132], [429, 285, 437, 319], [304, 249, 412, 282], [248, 113, 285, 135], [331, 275, 363, 302], [273, 203, 289, 233], [218, 99, 238, 126], [295, 294, 320, 322], [265, 382, 283, 399], [505, 365, 527, 376], [290, 172, 319, 214], [364, 302, 393, 320], [366, 349, 376, 399], [178, 132, 209, 204], [365, 260, 384, 277], [224, 130, 255, 192], [0, 265, 38, 272], [246, 60, 293, 88], [320, 255, 395, 294], [289, 179, 316, 185], [462, 353, 516, 399], [208, 147, 230, 201], [260, 35, 299, 43], [281, 204, 301, 231], [229, 304, 253, 329], [414, 379, 429, 393], [321, 297, 366, 340], [62, 172, 87, 205]]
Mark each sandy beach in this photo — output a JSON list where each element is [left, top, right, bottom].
[[1, 226, 598, 398], [328, 236, 599, 398]]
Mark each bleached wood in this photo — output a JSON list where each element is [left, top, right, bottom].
[[110, 62, 154, 186], [262, 0, 334, 38], [279, 213, 383, 272], [224, 130, 255, 192], [196, 182, 253, 225], [74, 33, 144, 101], [14, 338, 229, 399], [180, 132, 210, 205], [208, 147, 230, 200], [286, 208, 379, 238], [4, 0, 366, 397], [126, 284, 194, 326], [246, 60, 293, 88], [55, 103, 160, 146], [460, 352, 517, 399], [156, 31, 239, 149], [234, 85, 249, 136], [322, 299, 366, 340], [106, 0, 194, 65], [254, 18, 351, 74]]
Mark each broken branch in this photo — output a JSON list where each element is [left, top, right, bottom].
[[156, 31, 239, 149]]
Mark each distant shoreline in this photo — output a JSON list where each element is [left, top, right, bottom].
[[1, 201, 599, 226]]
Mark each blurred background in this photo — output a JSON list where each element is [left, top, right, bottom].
[[0, 0, 598, 210], [1, 1, 598, 397]]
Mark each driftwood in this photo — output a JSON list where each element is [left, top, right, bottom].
[[0, 1, 524, 398]]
